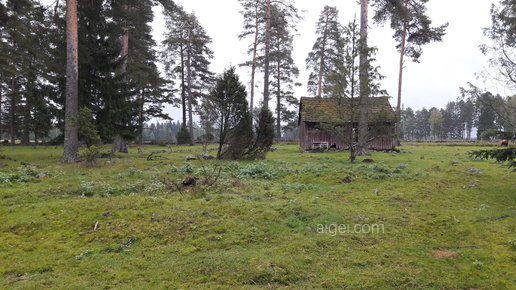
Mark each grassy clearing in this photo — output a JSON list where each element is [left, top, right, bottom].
[[0, 144, 514, 288]]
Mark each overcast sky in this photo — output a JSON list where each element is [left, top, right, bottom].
[[151, 0, 502, 118], [39, 0, 501, 119]]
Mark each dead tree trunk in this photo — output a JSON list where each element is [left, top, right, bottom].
[[357, 0, 370, 156]]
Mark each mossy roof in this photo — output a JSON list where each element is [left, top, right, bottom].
[[299, 97, 396, 123]]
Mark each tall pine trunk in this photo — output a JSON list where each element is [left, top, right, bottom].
[[396, 0, 409, 114], [357, 0, 370, 156], [397, 23, 407, 113], [317, 14, 330, 98], [250, 2, 259, 117], [63, 0, 79, 162], [276, 49, 281, 142], [186, 38, 194, 146], [9, 77, 16, 145], [349, 26, 358, 162], [138, 90, 144, 146], [180, 43, 187, 126], [394, 0, 408, 146], [113, 3, 129, 153], [262, 0, 271, 109]]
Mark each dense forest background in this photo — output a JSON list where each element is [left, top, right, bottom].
[[0, 0, 513, 149]]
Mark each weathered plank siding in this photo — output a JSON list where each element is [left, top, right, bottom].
[[298, 97, 398, 151], [299, 121, 396, 151]]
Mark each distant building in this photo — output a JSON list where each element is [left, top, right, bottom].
[[298, 97, 398, 151]]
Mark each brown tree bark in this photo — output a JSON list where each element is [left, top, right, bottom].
[[63, 0, 79, 162], [138, 90, 144, 146], [9, 77, 16, 145], [180, 43, 186, 127], [113, 3, 129, 153], [397, 0, 409, 114], [262, 0, 271, 109], [276, 46, 281, 142], [357, 0, 371, 156], [348, 25, 358, 162], [120, 4, 129, 74], [397, 23, 407, 113], [186, 32, 194, 145]]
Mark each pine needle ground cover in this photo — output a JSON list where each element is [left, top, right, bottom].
[[0, 144, 514, 288]]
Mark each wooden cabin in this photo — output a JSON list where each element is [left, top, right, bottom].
[[298, 97, 398, 151]]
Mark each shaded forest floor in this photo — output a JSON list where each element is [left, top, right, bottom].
[[0, 144, 514, 288]]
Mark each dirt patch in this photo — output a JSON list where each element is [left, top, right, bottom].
[[430, 250, 459, 258], [395, 201, 414, 207]]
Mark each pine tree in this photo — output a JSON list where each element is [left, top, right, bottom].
[[269, 4, 299, 142], [306, 6, 345, 98], [238, 0, 266, 116], [481, 0, 515, 91], [204, 67, 252, 159], [62, 0, 79, 162], [429, 108, 443, 140], [357, 0, 371, 156], [163, 7, 214, 145], [262, 0, 298, 110], [372, 0, 447, 113]]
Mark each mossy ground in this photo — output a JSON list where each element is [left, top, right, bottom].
[[0, 144, 514, 288]]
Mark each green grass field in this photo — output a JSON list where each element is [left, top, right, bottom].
[[0, 144, 514, 288]]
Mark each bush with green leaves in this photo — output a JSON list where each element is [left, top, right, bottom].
[[79, 145, 102, 164], [74, 107, 101, 148]]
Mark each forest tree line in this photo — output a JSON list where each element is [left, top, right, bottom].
[[400, 90, 515, 141], [0, 0, 513, 161]]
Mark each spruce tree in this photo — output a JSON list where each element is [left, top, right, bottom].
[[115, 0, 172, 147], [204, 67, 252, 160]]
